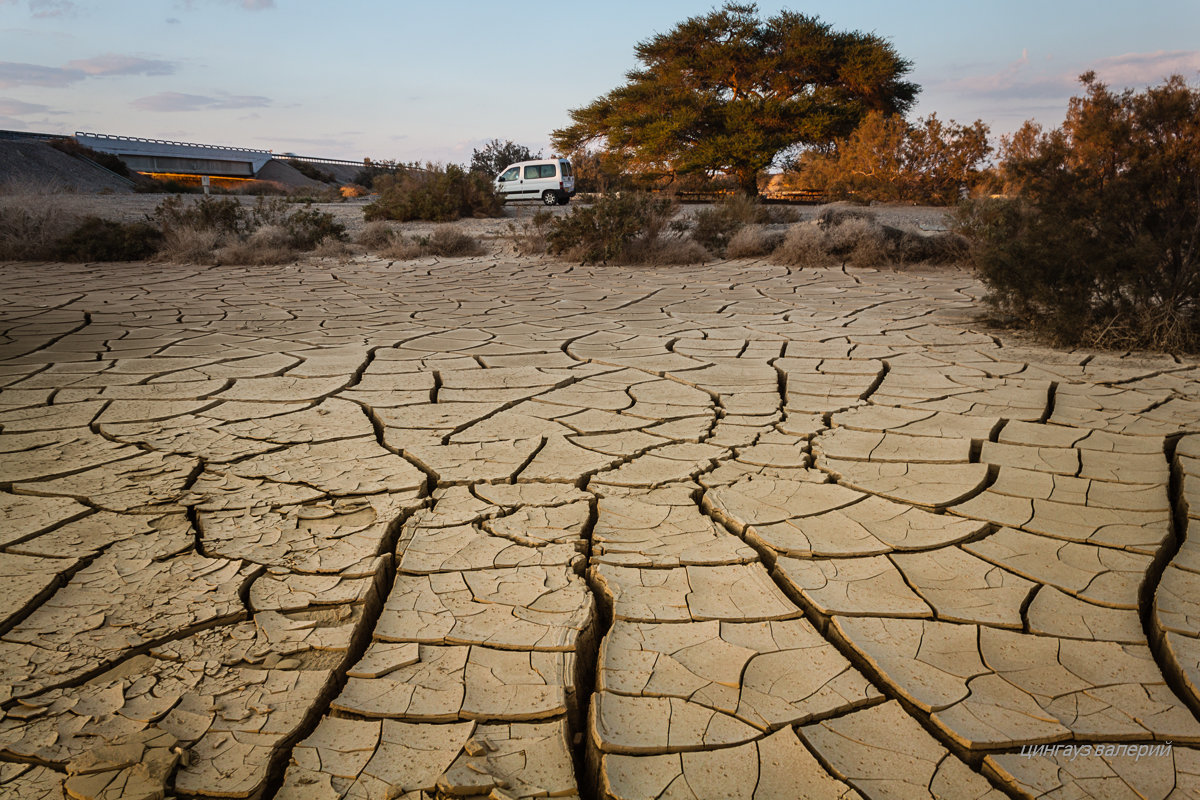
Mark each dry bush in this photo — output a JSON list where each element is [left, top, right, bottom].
[[771, 223, 838, 267], [626, 238, 711, 266], [725, 225, 783, 259], [959, 75, 1199, 350], [897, 230, 969, 265], [505, 211, 553, 255], [546, 193, 702, 264], [216, 225, 297, 265], [821, 216, 893, 267], [690, 195, 798, 255], [357, 221, 399, 250], [159, 226, 221, 264], [0, 200, 80, 260], [381, 225, 485, 260], [365, 164, 503, 222], [56, 217, 162, 262], [772, 209, 969, 269], [313, 237, 354, 259]]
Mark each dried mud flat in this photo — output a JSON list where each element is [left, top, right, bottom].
[[1, 248, 1199, 800]]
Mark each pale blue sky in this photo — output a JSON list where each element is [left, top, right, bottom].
[[1, 0, 1197, 163]]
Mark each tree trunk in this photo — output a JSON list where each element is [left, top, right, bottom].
[[735, 167, 759, 197]]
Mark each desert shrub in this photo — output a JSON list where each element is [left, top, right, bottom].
[[313, 237, 354, 259], [278, 205, 346, 249], [55, 217, 162, 262], [545, 192, 696, 264], [772, 212, 891, 267], [897, 230, 969, 265], [159, 226, 220, 264], [380, 225, 485, 260], [364, 164, 503, 222], [155, 196, 252, 238], [771, 210, 924, 268], [625, 237, 711, 266], [820, 216, 894, 267], [151, 195, 345, 262], [771, 223, 836, 267], [957, 74, 1200, 350], [285, 159, 336, 184], [0, 203, 81, 260], [726, 225, 784, 259], [357, 221, 399, 249], [217, 225, 297, 265], [690, 195, 798, 254], [797, 111, 992, 204], [157, 195, 344, 246], [505, 210, 554, 255], [353, 159, 403, 189], [48, 138, 132, 179]]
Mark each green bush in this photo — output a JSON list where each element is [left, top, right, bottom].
[[545, 192, 703, 264], [56, 217, 162, 261], [364, 164, 503, 222], [956, 74, 1200, 351]]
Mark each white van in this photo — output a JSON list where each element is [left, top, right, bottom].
[[495, 158, 575, 206]]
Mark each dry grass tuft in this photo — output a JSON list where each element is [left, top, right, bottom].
[[216, 225, 297, 265], [625, 237, 711, 266], [504, 211, 553, 256], [380, 225, 486, 260], [725, 225, 783, 259], [0, 199, 81, 260], [159, 226, 221, 265]]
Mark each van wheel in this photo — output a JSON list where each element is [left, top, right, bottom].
[[542, 191, 559, 206]]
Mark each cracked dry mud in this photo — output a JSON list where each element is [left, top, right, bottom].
[[0, 253, 1198, 800]]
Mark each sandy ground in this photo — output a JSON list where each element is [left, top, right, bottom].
[[1, 245, 1198, 798]]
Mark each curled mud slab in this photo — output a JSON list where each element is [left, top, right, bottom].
[[1, 253, 1199, 799]]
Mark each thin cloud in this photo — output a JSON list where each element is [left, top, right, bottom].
[[132, 90, 272, 111], [0, 97, 50, 115], [0, 60, 83, 88], [28, 0, 76, 17], [65, 54, 176, 77], [1091, 50, 1200, 85], [937, 49, 1200, 101], [175, 0, 275, 10]]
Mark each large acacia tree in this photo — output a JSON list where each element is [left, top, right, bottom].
[[552, 3, 919, 194]]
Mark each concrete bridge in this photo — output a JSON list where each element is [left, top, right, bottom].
[[73, 132, 367, 182]]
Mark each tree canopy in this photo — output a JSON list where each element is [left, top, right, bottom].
[[551, 3, 919, 194], [469, 139, 541, 176]]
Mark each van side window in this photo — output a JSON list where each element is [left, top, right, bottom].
[[523, 165, 540, 180], [539, 164, 557, 178], [500, 167, 518, 181]]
